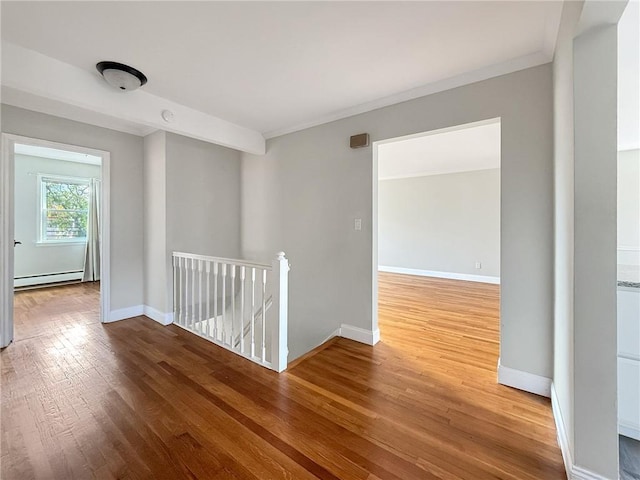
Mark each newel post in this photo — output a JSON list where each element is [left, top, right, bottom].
[[271, 251, 289, 372]]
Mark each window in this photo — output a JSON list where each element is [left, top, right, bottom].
[[39, 175, 90, 243]]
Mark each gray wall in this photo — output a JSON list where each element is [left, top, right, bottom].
[[142, 132, 243, 315], [14, 154, 101, 280], [378, 169, 500, 277], [165, 133, 241, 262], [573, 24, 619, 479], [143, 131, 168, 313], [2, 104, 144, 311], [242, 63, 554, 371]]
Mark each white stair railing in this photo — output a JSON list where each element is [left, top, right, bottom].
[[172, 251, 289, 372]]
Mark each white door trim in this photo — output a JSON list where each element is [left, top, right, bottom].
[[0, 133, 111, 347], [0, 136, 15, 347]]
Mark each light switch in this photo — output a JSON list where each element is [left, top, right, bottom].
[[354, 218, 362, 231], [475, 262, 482, 269]]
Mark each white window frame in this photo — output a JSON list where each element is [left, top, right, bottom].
[[37, 173, 91, 245]]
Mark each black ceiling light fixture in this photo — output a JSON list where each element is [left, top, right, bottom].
[[96, 61, 147, 91]]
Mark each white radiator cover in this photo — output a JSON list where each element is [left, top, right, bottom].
[[14, 270, 83, 288]]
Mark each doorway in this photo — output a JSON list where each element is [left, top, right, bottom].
[[372, 117, 501, 364], [0, 134, 111, 347]]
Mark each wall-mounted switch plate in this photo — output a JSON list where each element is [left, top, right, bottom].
[[354, 218, 362, 231]]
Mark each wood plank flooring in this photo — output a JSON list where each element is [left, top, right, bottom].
[[1, 273, 567, 479]]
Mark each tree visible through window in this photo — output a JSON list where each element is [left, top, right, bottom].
[[40, 177, 90, 242]]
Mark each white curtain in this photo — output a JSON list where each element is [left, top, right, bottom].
[[82, 178, 101, 282]]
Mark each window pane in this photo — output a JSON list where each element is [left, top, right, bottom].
[[45, 209, 88, 239], [43, 180, 90, 241], [45, 181, 89, 210]]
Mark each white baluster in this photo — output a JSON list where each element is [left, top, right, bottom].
[[261, 268, 267, 363], [198, 259, 203, 334], [213, 262, 219, 340], [222, 263, 227, 345], [251, 267, 256, 358], [231, 264, 236, 350], [191, 258, 196, 329], [205, 261, 211, 338], [184, 257, 190, 326], [240, 266, 246, 354], [173, 255, 178, 325], [178, 257, 184, 325]]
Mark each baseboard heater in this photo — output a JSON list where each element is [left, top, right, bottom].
[[14, 270, 83, 288]]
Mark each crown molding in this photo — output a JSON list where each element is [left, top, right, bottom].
[[263, 50, 551, 140]]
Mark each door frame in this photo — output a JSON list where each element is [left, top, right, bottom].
[[0, 133, 111, 347], [371, 116, 501, 341]]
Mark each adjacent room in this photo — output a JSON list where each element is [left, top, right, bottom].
[[377, 119, 501, 282], [377, 119, 501, 359], [12, 143, 102, 339]]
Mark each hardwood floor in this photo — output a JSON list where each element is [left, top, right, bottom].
[[12, 282, 100, 340], [1, 274, 566, 479]]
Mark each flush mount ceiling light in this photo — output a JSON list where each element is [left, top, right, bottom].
[[96, 61, 147, 91]]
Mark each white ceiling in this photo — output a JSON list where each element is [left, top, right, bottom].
[[1, 1, 562, 145], [378, 120, 500, 180]]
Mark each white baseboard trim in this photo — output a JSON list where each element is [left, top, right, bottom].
[[339, 324, 380, 346], [551, 383, 574, 479], [107, 305, 173, 325], [107, 305, 144, 323], [551, 383, 615, 480], [379, 265, 500, 284], [570, 466, 613, 480], [497, 358, 551, 397], [143, 305, 173, 326], [324, 327, 342, 344]]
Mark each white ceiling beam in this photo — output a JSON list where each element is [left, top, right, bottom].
[[1, 42, 265, 155], [1, 86, 157, 137]]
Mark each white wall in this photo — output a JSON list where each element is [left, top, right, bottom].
[[378, 168, 500, 278], [554, 7, 622, 478], [553, 2, 626, 478], [2, 104, 144, 311], [242, 63, 553, 368], [553, 0, 583, 465], [618, 149, 640, 266], [14, 154, 100, 284]]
